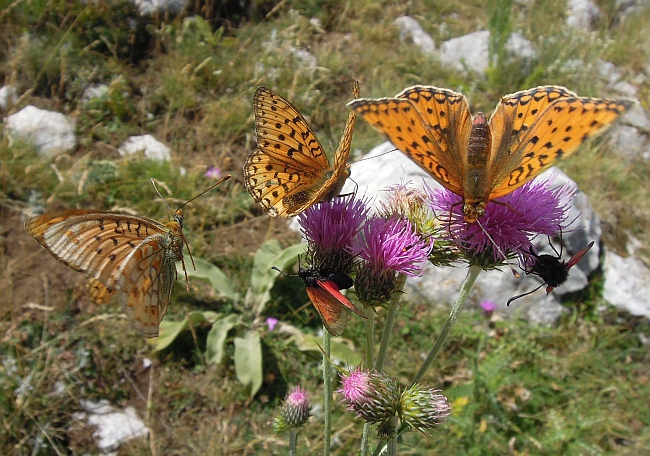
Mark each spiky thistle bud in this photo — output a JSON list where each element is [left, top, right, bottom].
[[272, 386, 311, 434], [399, 383, 451, 434], [338, 368, 401, 423]]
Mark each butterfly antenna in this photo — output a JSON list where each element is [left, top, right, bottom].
[[150, 178, 173, 214], [475, 218, 521, 278], [507, 283, 546, 306], [272, 266, 290, 276], [178, 175, 232, 210]]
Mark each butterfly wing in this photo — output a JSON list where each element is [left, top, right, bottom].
[[488, 86, 632, 199], [25, 211, 168, 288], [245, 87, 337, 217], [116, 235, 179, 338], [349, 86, 471, 195], [306, 285, 348, 336]]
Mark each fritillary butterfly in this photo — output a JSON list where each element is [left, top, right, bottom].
[[349, 85, 632, 223], [244, 81, 360, 217], [24, 175, 231, 338]]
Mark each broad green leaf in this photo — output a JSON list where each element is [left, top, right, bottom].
[[177, 254, 239, 302], [250, 240, 306, 315], [151, 310, 220, 352], [205, 314, 239, 365], [234, 330, 263, 399], [289, 332, 362, 366]]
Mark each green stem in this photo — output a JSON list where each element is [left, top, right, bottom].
[[375, 274, 406, 372], [387, 416, 398, 456], [411, 265, 482, 385], [323, 330, 332, 456], [360, 306, 375, 456], [289, 428, 297, 456]]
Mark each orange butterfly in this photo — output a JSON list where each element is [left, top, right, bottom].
[[274, 262, 366, 336], [349, 85, 632, 223], [24, 175, 231, 338], [244, 82, 359, 217]]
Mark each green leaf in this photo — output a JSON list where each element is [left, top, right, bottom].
[[177, 254, 239, 302], [205, 314, 239, 365], [234, 330, 263, 399], [250, 240, 306, 315], [151, 310, 220, 352]]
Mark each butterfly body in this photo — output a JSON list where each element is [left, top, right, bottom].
[[244, 82, 359, 217], [349, 85, 632, 223], [295, 266, 365, 336]]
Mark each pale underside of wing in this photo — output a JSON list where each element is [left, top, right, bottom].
[[25, 211, 168, 289], [349, 86, 471, 196], [306, 287, 348, 337], [487, 90, 632, 199], [117, 241, 177, 338]]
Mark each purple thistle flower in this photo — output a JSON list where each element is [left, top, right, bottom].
[[426, 173, 576, 265], [205, 166, 221, 179], [351, 216, 432, 305], [351, 217, 432, 278], [297, 195, 369, 272]]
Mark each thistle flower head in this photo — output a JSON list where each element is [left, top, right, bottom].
[[297, 195, 370, 273], [351, 215, 432, 305], [379, 182, 437, 239], [427, 174, 576, 269], [272, 386, 311, 434], [399, 384, 451, 434], [338, 367, 401, 424]]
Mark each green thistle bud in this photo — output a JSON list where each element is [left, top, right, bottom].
[[338, 368, 401, 423], [272, 386, 310, 434], [399, 383, 451, 434]]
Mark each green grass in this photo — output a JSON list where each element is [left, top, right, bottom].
[[1, 0, 649, 454]]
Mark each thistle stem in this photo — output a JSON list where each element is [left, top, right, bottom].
[[323, 330, 332, 456], [411, 265, 481, 385], [376, 274, 406, 372], [289, 428, 298, 456]]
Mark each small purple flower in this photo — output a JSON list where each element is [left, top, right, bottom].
[[427, 173, 576, 265], [205, 166, 221, 179], [266, 317, 279, 331], [480, 300, 497, 317]]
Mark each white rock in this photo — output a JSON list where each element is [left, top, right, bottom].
[[609, 124, 647, 159], [438, 30, 535, 74], [77, 400, 148, 452], [603, 249, 650, 318], [4, 106, 76, 158], [82, 84, 109, 104], [394, 16, 436, 55], [133, 0, 188, 16], [622, 103, 649, 130], [0, 85, 18, 110], [613, 81, 638, 97], [597, 60, 623, 86], [566, 0, 601, 30], [118, 134, 171, 161]]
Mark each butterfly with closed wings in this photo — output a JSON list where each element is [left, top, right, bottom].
[[349, 85, 632, 223], [244, 82, 360, 217], [24, 175, 231, 338]]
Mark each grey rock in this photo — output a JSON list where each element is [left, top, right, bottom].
[[622, 103, 649, 131], [4, 106, 77, 158], [394, 16, 435, 55], [81, 84, 109, 104], [118, 134, 171, 161], [133, 0, 188, 16], [74, 400, 148, 452], [0, 85, 18, 110], [603, 249, 650, 318], [609, 124, 647, 159], [438, 30, 535, 74], [566, 0, 601, 30]]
